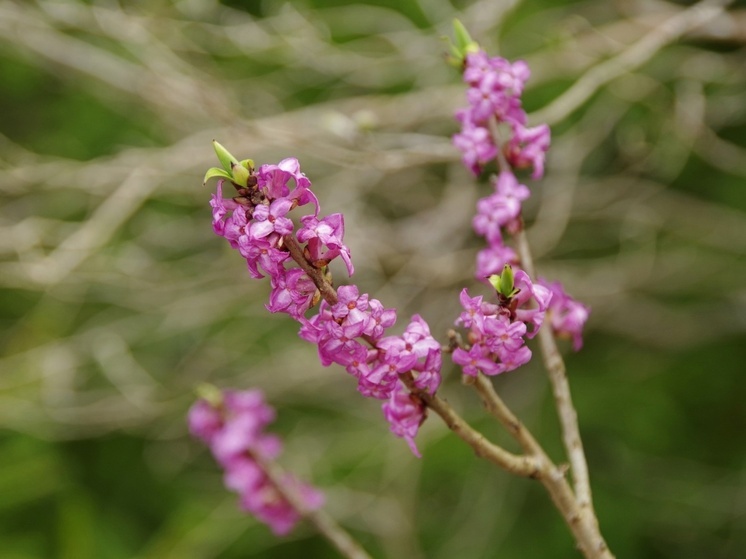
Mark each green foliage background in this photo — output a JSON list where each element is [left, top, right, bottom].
[[1, 0, 745, 557]]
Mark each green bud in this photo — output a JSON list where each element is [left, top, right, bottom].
[[239, 159, 255, 172], [446, 19, 480, 66], [231, 162, 250, 187], [488, 264, 517, 299], [212, 140, 239, 173], [203, 166, 233, 185], [500, 264, 515, 295], [195, 383, 223, 408], [453, 19, 478, 53]]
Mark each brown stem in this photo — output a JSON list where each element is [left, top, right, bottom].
[[400, 373, 540, 477], [515, 229, 594, 516], [251, 452, 373, 559], [470, 374, 612, 558]]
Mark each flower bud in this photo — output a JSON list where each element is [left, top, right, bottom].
[[489, 264, 517, 299], [447, 19, 480, 66], [195, 382, 224, 408], [231, 162, 251, 187], [212, 140, 239, 173]]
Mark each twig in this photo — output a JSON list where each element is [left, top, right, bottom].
[[400, 373, 540, 477], [251, 452, 373, 559], [469, 374, 544, 457], [487, 109, 595, 516], [531, 0, 735, 126], [456, 375, 614, 559], [471, 374, 612, 557], [515, 229, 594, 516]]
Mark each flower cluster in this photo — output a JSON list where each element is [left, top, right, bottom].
[[209, 156, 330, 319], [450, 45, 589, 371], [452, 49, 550, 178], [298, 294, 441, 456], [473, 171, 525, 279], [207, 145, 442, 455], [539, 279, 591, 351], [188, 388, 324, 535], [453, 268, 551, 376]]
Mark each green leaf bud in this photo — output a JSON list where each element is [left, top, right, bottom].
[[203, 166, 234, 185], [212, 140, 239, 173], [448, 19, 480, 65], [195, 383, 223, 408], [489, 264, 517, 299], [231, 162, 250, 187]]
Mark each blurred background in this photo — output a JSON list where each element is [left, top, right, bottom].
[[1, 0, 745, 557]]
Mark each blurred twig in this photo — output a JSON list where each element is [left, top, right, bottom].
[[533, 0, 735, 125]]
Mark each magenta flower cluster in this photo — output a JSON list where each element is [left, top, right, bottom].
[[188, 389, 324, 535], [209, 158, 442, 456], [473, 171, 525, 279], [452, 49, 550, 178], [452, 49, 589, 367], [453, 269, 552, 376]]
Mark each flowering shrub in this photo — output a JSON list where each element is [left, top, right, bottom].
[[189, 21, 611, 559]]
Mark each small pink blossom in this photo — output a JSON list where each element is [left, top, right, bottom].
[[506, 123, 551, 179], [266, 268, 317, 319], [256, 157, 319, 214], [475, 245, 518, 280], [298, 213, 354, 276], [382, 383, 426, 457], [250, 199, 295, 239], [452, 115, 497, 175], [539, 279, 590, 350], [512, 269, 552, 337], [453, 344, 506, 377]]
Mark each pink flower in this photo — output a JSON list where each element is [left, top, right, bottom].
[[188, 399, 223, 443], [377, 315, 441, 373], [331, 285, 369, 325], [473, 172, 531, 242], [452, 116, 497, 175], [298, 213, 354, 276], [495, 344, 532, 372], [249, 199, 295, 239], [357, 357, 399, 400], [506, 123, 551, 179], [363, 298, 397, 340], [452, 281, 543, 377], [453, 344, 506, 377], [453, 49, 549, 178], [512, 269, 552, 338], [256, 157, 319, 213], [382, 383, 426, 457], [539, 279, 590, 350], [475, 245, 518, 280], [210, 181, 238, 237], [239, 236, 289, 280], [188, 388, 324, 536], [266, 268, 317, 319]]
